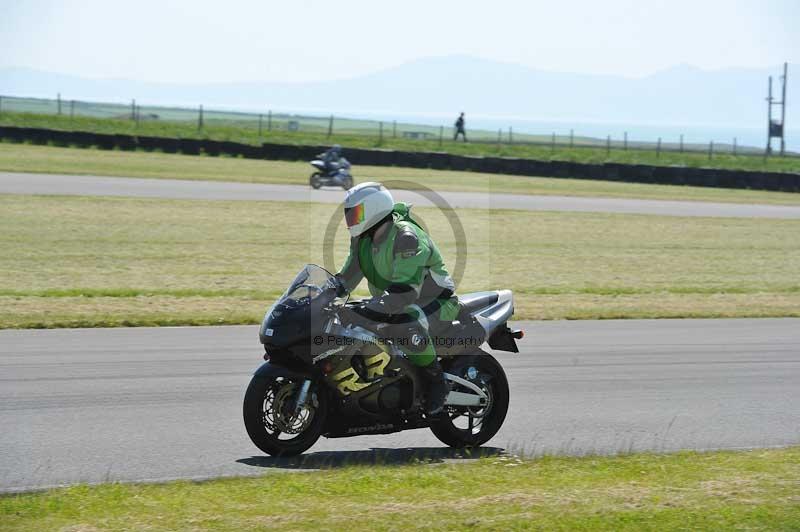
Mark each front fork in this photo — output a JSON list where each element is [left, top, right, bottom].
[[293, 379, 312, 415]]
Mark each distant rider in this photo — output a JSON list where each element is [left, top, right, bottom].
[[335, 182, 459, 415], [322, 144, 344, 175]]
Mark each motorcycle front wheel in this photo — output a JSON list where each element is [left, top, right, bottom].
[[430, 351, 509, 448], [342, 176, 354, 190], [243, 374, 327, 456], [309, 173, 323, 189]]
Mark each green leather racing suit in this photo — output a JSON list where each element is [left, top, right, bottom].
[[337, 203, 459, 367]]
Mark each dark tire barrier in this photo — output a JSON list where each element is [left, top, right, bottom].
[[1, 126, 798, 192]]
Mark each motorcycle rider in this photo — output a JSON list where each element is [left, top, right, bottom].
[[335, 182, 459, 415], [322, 144, 344, 175]]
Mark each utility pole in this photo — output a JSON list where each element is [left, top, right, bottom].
[[766, 63, 788, 156], [780, 62, 788, 156], [766, 75, 774, 155]]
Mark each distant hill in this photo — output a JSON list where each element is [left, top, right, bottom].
[[0, 56, 795, 129]]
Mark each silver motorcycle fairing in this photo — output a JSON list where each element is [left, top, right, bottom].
[[465, 289, 515, 338]]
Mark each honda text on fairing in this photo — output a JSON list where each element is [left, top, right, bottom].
[[309, 151, 354, 190], [243, 264, 523, 456]]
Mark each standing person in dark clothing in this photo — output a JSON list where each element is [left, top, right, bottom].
[[454, 112, 467, 141]]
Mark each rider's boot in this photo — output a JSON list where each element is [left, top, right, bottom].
[[421, 359, 448, 416]]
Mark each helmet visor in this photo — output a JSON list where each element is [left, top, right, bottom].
[[344, 203, 365, 227]]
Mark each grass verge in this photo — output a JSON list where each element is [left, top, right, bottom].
[[2, 111, 800, 174], [1, 195, 799, 328], [3, 142, 800, 205], [2, 447, 799, 531]]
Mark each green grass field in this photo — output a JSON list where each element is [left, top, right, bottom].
[[2, 194, 798, 329], [2, 447, 798, 531], [3, 143, 800, 205], [3, 110, 800, 173]]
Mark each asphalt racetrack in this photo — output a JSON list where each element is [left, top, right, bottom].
[[2, 319, 799, 493], [3, 171, 800, 218]]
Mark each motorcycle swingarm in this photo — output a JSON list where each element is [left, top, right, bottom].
[[444, 373, 488, 407]]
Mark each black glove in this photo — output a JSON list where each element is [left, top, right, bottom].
[[332, 274, 349, 297]]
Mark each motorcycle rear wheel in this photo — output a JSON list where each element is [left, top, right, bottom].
[[243, 374, 327, 456], [430, 351, 509, 448], [310, 173, 323, 189]]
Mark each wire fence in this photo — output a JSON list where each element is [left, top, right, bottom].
[[0, 93, 795, 160]]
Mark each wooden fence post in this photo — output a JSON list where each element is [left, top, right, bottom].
[[570, 129, 574, 148], [733, 137, 737, 156], [606, 135, 611, 155], [379, 121, 383, 144], [551, 132, 556, 152], [268, 110, 272, 131], [327, 115, 334, 138], [57, 93, 62, 115], [393, 120, 397, 138], [679, 134, 684, 153], [258, 114, 263, 136], [708, 140, 714, 160], [624, 131, 628, 151], [70, 100, 75, 120], [656, 137, 661, 158], [439, 125, 444, 147], [509, 126, 513, 144], [198, 105, 204, 130]]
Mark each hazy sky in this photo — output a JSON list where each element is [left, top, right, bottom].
[[1, 0, 797, 83]]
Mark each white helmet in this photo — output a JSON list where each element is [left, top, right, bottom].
[[343, 182, 394, 237]]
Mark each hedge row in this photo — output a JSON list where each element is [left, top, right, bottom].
[[2, 126, 798, 192]]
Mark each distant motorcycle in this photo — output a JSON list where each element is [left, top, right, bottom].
[[309, 155, 354, 190]]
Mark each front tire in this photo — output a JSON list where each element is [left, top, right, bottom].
[[430, 351, 509, 448], [342, 176, 354, 190], [243, 374, 327, 456], [310, 173, 322, 189]]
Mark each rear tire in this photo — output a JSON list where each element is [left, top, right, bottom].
[[429, 351, 509, 448], [310, 173, 322, 189], [243, 374, 327, 456]]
